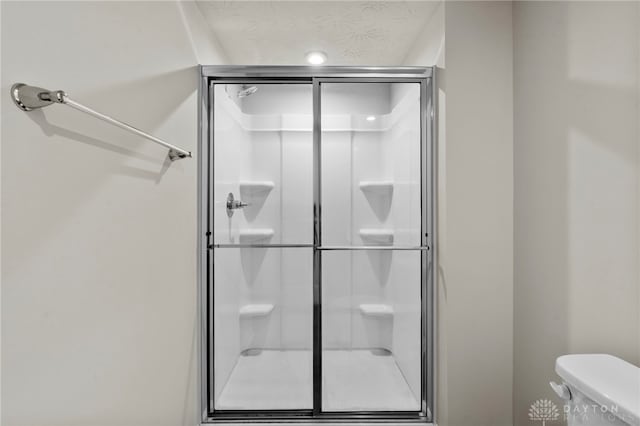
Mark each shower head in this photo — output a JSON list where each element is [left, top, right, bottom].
[[237, 85, 258, 98]]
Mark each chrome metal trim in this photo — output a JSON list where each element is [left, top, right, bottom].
[[426, 70, 437, 422], [204, 415, 432, 424], [212, 244, 314, 249], [225, 192, 249, 217], [204, 422, 433, 425], [315, 77, 427, 84], [198, 68, 210, 423], [201, 65, 431, 79], [10, 82, 192, 160], [204, 414, 430, 424], [10, 83, 63, 110], [420, 77, 429, 416], [211, 79, 312, 84], [312, 78, 323, 416], [317, 246, 430, 251], [214, 245, 430, 250], [207, 79, 216, 415]]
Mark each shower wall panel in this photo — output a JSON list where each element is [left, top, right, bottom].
[[321, 83, 393, 352], [385, 83, 422, 400], [281, 130, 313, 349], [241, 129, 282, 351], [351, 130, 391, 351], [321, 131, 353, 349]]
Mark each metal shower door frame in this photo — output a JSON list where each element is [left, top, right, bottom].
[[198, 66, 436, 424]]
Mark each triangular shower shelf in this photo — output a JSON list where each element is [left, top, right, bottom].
[[239, 303, 274, 318], [359, 229, 394, 245], [359, 304, 394, 318], [239, 229, 275, 243], [239, 180, 275, 196], [359, 181, 394, 197]]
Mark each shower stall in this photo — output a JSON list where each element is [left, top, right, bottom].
[[198, 66, 435, 423]]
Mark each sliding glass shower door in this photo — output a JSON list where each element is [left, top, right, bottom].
[[319, 82, 424, 412], [202, 67, 433, 422], [211, 83, 314, 411]]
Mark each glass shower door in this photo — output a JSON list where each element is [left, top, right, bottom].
[[205, 74, 432, 419], [211, 83, 314, 411], [319, 82, 425, 412]]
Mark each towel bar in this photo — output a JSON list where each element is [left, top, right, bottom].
[[10, 83, 192, 161]]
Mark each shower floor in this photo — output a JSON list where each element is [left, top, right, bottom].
[[215, 349, 419, 411]]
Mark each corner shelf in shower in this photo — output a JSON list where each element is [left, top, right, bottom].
[[359, 229, 394, 245], [238, 229, 275, 243], [359, 304, 394, 318], [359, 181, 394, 197], [239, 180, 275, 196], [239, 303, 274, 318]]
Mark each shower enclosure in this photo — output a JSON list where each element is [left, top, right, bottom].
[[198, 66, 435, 423]]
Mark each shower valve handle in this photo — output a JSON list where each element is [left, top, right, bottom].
[[230, 200, 249, 209], [226, 192, 249, 217]]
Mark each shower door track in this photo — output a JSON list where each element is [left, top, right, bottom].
[[198, 66, 436, 424], [213, 245, 430, 250]]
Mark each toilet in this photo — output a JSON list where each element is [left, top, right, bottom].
[[551, 354, 640, 426]]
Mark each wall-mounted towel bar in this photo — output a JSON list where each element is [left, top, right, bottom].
[[10, 83, 192, 161]]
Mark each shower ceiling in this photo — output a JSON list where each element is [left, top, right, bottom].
[[195, 1, 441, 65]]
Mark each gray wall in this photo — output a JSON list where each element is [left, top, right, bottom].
[[1, 2, 226, 425], [513, 2, 640, 425], [405, 2, 515, 425], [442, 3, 514, 425]]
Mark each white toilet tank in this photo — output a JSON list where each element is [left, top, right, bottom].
[[552, 354, 640, 426]]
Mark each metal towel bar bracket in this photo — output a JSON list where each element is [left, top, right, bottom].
[[10, 83, 192, 161]]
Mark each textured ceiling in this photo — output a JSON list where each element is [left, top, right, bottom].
[[195, 1, 441, 65]]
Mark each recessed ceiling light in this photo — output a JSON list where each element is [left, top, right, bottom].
[[366, 115, 376, 121], [306, 51, 327, 65]]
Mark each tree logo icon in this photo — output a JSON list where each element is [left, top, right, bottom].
[[529, 399, 560, 425]]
